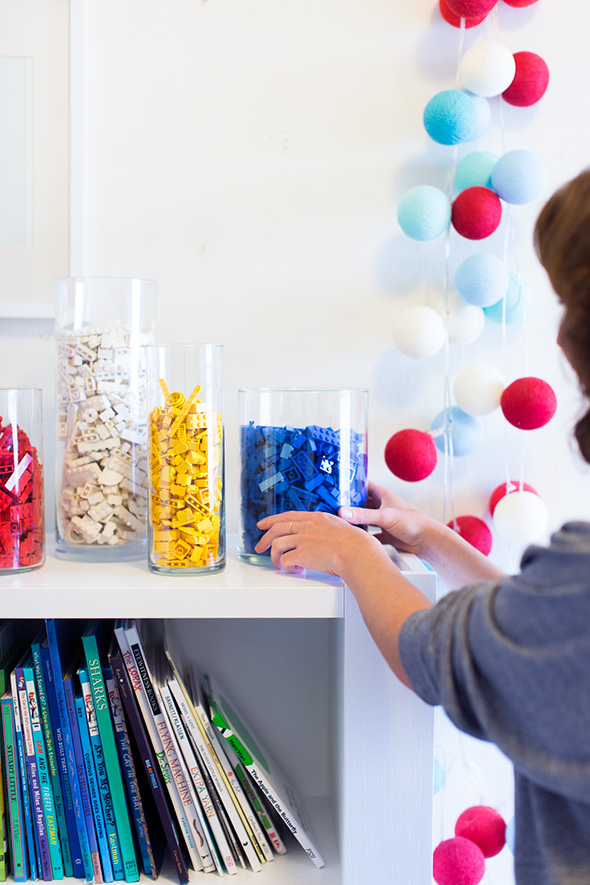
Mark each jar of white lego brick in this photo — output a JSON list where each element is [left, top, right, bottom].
[[238, 388, 369, 566], [54, 278, 156, 561]]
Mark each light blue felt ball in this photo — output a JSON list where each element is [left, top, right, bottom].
[[455, 151, 498, 192], [491, 149, 546, 204], [433, 758, 445, 796], [431, 406, 483, 456], [484, 272, 529, 323], [467, 94, 492, 140], [423, 90, 477, 145], [397, 185, 452, 241], [455, 253, 510, 307], [505, 816, 515, 854]]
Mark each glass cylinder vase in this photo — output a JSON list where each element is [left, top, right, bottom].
[[146, 344, 225, 574], [0, 388, 45, 573], [239, 388, 368, 565], [55, 277, 156, 561]]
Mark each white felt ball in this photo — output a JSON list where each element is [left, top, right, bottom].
[[493, 491, 548, 546], [461, 41, 517, 98], [454, 363, 506, 415], [394, 305, 446, 359], [446, 300, 486, 345]]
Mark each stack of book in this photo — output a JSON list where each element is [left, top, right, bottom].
[[0, 618, 324, 883]]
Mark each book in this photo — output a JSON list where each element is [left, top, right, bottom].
[[39, 643, 85, 879], [113, 623, 203, 874], [77, 666, 124, 881], [104, 665, 157, 880], [107, 652, 188, 885], [31, 642, 74, 877], [208, 673, 325, 868], [23, 664, 65, 879], [62, 665, 104, 883], [81, 623, 139, 883], [10, 666, 39, 881], [75, 695, 114, 883], [1, 695, 27, 882]]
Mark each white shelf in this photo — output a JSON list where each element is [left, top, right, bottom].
[[0, 302, 55, 320]]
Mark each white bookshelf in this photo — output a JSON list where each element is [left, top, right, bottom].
[[0, 539, 436, 884]]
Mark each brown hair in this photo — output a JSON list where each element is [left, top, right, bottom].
[[534, 170, 590, 463]]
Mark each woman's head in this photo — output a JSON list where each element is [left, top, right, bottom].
[[535, 170, 590, 463]]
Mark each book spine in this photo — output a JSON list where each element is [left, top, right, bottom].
[[114, 626, 202, 872], [23, 666, 65, 879], [39, 645, 85, 879], [81, 633, 139, 884], [104, 669, 156, 880], [1, 697, 27, 882], [31, 646, 74, 877], [75, 697, 114, 884], [108, 653, 188, 885], [62, 677, 104, 884], [77, 669, 124, 882], [11, 670, 40, 881], [232, 758, 287, 855]]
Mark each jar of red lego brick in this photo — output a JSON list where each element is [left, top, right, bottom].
[[55, 277, 156, 561], [145, 344, 225, 574], [238, 388, 368, 565], [0, 388, 45, 573]]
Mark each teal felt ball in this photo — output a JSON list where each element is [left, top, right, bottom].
[[484, 272, 529, 323], [455, 151, 498, 192], [491, 150, 546, 204], [423, 90, 477, 145], [455, 253, 509, 307], [398, 185, 452, 241], [431, 406, 483, 456]]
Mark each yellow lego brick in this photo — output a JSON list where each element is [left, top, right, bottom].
[[174, 508, 193, 527], [197, 517, 212, 533]]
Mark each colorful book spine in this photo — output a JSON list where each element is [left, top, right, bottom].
[[81, 629, 139, 883], [44, 620, 94, 882], [31, 645, 73, 877], [1, 696, 27, 883], [23, 666, 65, 880], [108, 653, 188, 885], [10, 669, 39, 881], [104, 668, 156, 879], [77, 668, 124, 882], [75, 696, 114, 883], [62, 675, 104, 884]]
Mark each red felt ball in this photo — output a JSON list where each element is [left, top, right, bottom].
[[502, 51, 549, 106], [500, 377, 557, 429], [439, 0, 488, 27], [452, 187, 502, 240], [503, 0, 538, 6], [433, 837, 486, 885], [455, 806, 507, 858], [447, 516, 492, 556], [384, 429, 437, 482], [489, 480, 538, 516], [446, 0, 497, 17]]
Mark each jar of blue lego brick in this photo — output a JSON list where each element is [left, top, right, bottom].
[[238, 388, 368, 565]]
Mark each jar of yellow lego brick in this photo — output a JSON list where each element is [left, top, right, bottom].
[[145, 344, 225, 574]]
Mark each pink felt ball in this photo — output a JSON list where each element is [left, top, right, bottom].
[[433, 836, 486, 885], [439, 0, 488, 27], [447, 516, 492, 556], [489, 480, 537, 516], [500, 377, 557, 429], [452, 187, 502, 240], [446, 0, 497, 17], [384, 429, 437, 482], [455, 806, 507, 857], [502, 51, 549, 106], [503, 0, 538, 6]]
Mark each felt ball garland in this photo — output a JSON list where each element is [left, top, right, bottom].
[[447, 515, 493, 555], [503, 0, 538, 6], [424, 90, 478, 145], [455, 253, 510, 307], [491, 149, 546, 205], [451, 187, 502, 239], [446, 0, 497, 18], [500, 377, 557, 429], [384, 429, 438, 482], [502, 51, 549, 107], [489, 479, 538, 516], [460, 41, 517, 97], [434, 806, 508, 885], [454, 151, 498, 192], [455, 806, 507, 858], [393, 305, 447, 359], [439, 0, 488, 28], [398, 185, 451, 241]]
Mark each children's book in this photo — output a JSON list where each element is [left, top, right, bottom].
[[31, 642, 73, 877], [208, 673, 325, 869], [77, 666, 124, 881], [81, 623, 139, 884], [104, 664, 157, 880], [1, 694, 27, 882], [44, 619, 94, 882], [10, 666, 39, 881], [107, 652, 188, 885]]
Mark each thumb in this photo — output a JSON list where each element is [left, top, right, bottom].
[[339, 505, 384, 527]]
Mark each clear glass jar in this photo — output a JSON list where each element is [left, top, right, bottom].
[[146, 344, 225, 574], [55, 277, 156, 561], [238, 388, 368, 565], [0, 388, 45, 573]]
